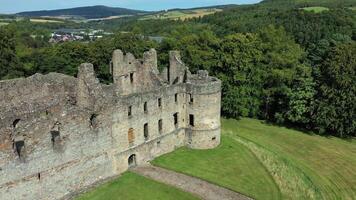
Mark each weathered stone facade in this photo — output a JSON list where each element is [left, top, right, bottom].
[[0, 49, 221, 200]]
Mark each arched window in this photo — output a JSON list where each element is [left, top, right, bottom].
[[128, 154, 137, 168]]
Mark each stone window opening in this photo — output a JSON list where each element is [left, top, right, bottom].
[[130, 72, 134, 84], [175, 93, 178, 103], [157, 141, 161, 147], [12, 119, 20, 129], [128, 106, 132, 117], [144, 123, 149, 141], [212, 137, 216, 141], [51, 131, 61, 147], [173, 113, 178, 128], [158, 119, 163, 134], [38, 173, 41, 181], [14, 140, 25, 159], [128, 154, 136, 168], [144, 102, 148, 113], [189, 94, 194, 104], [158, 98, 162, 108], [90, 114, 98, 128], [189, 114, 195, 127], [128, 128, 135, 144]]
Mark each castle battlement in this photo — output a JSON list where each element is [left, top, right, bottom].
[[0, 49, 221, 200]]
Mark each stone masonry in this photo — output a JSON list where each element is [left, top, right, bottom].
[[0, 49, 221, 200]]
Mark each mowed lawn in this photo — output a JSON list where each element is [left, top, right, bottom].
[[153, 118, 356, 200], [77, 172, 199, 200]]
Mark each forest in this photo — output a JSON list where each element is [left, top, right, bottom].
[[0, 0, 355, 137]]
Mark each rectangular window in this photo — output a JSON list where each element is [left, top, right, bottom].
[[128, 106, 132, 117], [189, 94, 194, 104], [158, 119, 163, 133], [175, 93, 178, 103], [144, 123, 149, 140], [128, 128, 135, 144], [130, 73, 134, 83], [144, 102, 148, 113], [173, 113, 178, 128], [158, 98, 162, 108], [189, 114, 195, 127]]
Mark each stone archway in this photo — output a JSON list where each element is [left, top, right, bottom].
[[128, 154, 137, 168]]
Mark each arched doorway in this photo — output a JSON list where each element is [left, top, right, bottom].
[[128, 154, 137, 168]]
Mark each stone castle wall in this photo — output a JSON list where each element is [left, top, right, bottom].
[[0, 49, 221, 200]]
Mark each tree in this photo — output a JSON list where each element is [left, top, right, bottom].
[[0, 27, 23, 79], [314, 42, 356, 137]]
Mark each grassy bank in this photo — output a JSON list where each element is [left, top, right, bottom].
[[153, 118, 356, 200], [77, 172, 199, 200]]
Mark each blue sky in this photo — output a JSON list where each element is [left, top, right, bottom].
[[0, 0, 261, 14]]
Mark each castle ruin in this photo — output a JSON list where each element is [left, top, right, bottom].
[[0, 49, 221, 200]]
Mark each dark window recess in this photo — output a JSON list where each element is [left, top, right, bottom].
[[128, 106, 132, 117], [174, 113, 178, 128], [38, 173, 41, 180], [158, 98, 162, 108], [189, 94, 194, 104], [51, 131, 60, 146], [175, 93, 178, 103], [90, 114, 98, 128], [189, 114, 195, 127], [144, 123, 149, 141], [158, 119, 163, 133], [212, 137, 217, 141], [130, 73, 134, 83], [144, 102, 148, 113], [157, 141, 161, 146], [15, 140, 25, 158], [13, 119, 20, 128]]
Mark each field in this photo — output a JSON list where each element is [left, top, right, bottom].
[[29, 18, 64, 23], [301, 6, 330, 13], [141, 9, 222, 20], [153, 118, 356, 200], [0, 22, 9, 26], [77, 172, 199, 200]]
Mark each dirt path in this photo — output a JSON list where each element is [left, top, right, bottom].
[[131, 165, 253, 200]]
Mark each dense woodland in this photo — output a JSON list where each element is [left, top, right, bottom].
[[0, 0, 355, 137]]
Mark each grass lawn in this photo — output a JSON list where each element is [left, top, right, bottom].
[[153, 118, 356, 200], [301, 6, 330, 13], [141, 9, 222, 20], [29, 18, 64, 23], [77, 172, 199, 200]]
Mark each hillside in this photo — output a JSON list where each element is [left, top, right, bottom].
[[17, 5, 149, 19]]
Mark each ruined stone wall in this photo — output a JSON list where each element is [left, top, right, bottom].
[[0, 49, 221, 200]]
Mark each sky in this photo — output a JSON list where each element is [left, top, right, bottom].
[[0, 0, 261, 14]]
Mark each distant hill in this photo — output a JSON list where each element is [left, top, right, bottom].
[[17, 5, 149, 19]]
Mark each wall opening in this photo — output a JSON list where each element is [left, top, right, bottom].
[[158, 98, 162, 108], [38, 173, 41, 181], [144, 102, 148, 113], [130, 72, 134, 83], [14, 140, 25, 158], [51, 131, 61, 146], [189, 94, 194, 104], [90, 114, 98, 128], [128, 106, 132, 117], [189, 114, 195, 127], [128, 128, 135, 144], [128, 154, 137, 168], [174, 113, 178, 128], [144, 123, 149, 141], [158, 119, 163, 134], [212, 137, 216, 141], [13, 119, 20, 129], [175, 93, 178, 103]]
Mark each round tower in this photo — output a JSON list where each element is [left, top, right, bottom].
[[186, 70, 221, 149]]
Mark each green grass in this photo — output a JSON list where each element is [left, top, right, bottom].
[[153, 118, 356, 200], [152, 136, 281, 199], [77, 172, 199, 200], [301, 6, 330, 13], [141, 9, 222, 20], [0, 22, 8, 26]]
